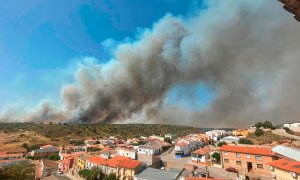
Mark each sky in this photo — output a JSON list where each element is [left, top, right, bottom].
[[2, 0, 299, 127], [0, 0, 212, 110]]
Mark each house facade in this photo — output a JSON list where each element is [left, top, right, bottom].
[[269, 159, 300, 180], [116, 159, 142, 180], [220, 145, 276, 176]]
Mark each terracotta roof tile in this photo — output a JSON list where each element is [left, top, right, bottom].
[[176, 142, 188, 146], [220, 145, 274, 156], [268, 159, 300, 174], [88, 156, 106, 165], [116, 159, 142, 169], [103, 156, 129, 168], [192, 148, 211, 155]]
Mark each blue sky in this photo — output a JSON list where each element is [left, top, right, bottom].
[[0, 0, 213, 110]]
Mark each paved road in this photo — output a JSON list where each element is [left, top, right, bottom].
[[272, 129, 300, 141]]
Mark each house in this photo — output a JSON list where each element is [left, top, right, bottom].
[[134, 167, 185, 180], [5, 148, 27, 155], [283, 121, 300, 133], [84, 139, 98, 146], [175, 141, 190, 158], [0, 158, 27, 167], [137, 142, 162, 155], [165, 133, 175, 140], [191, 147, 212, 165], [117, 147, 137, 159], [31, 147, 59, 159], [268, 158, 300, 180], [57, 157, 75, 173], [220, 145, 276, 177], [0, 153, 23, 160], [99, 149, 117, 159], [40, 145, 54, 149], [102, 155, 129, 175], [284, 121, 300, 128], [116, 159, 142, 180], [148, 139, 171, 150], [205, 130, 226, 142], [37, 159, 58, 178], [175, 138, 202, 158], [85, 156, 106, 170], [74, 155, 89, 171]]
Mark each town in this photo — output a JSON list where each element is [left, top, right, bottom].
[[1, 0, 300, 180], [0, 121, 299, 180]]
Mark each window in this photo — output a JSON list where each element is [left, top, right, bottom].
[[236, 153, 241, 158], [224, 151, 228, 156], [246, 154, 251, 159], [236, 161, 242, 166], [224, 159, 229, 163], [257, 164, 263, 169], [255, 155, 262, 160]]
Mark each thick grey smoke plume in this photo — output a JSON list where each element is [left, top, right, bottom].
[[1, 0, 300, 127]]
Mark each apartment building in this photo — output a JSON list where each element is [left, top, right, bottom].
[[220, 145, 276, 176]]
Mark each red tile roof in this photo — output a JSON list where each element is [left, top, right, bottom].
[[220, 145, 274, 156], [116, 159, 142, 169], [40, 145, 53, 149], [88, 156, 106, 165], [192, 148, 211, 155], [176, 142, 188, 146], [103, 156, 129, 168], [0, 153, 23, 158], [268, 159, 300, 174]]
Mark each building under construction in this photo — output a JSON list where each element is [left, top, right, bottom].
[[279, 0, 300, 22]]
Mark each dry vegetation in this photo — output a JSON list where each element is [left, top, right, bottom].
[[0, 123, 207, 150], [246, 131, 290, 145]]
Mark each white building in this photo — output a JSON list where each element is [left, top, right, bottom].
[[174, 138, 202, 158], [137, 142, 162, 155], [205, 130, 226, 142], [117, 148, 137, 159], [283, 121, 300, 128]]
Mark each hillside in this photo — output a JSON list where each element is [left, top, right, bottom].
[[0, 123, 208, 150]]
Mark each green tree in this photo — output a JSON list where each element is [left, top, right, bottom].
[[254, 129, 264, 137], [211, 152, 220, 163], [89, 167, 104, 180], [0, 161, 35, 180], [238, 138, 253, 144], [255, 122, 263, 129], [217, 141, 227, 147], [48, 153, 60, 161], [79, 169, 91, 179], [262, 121, 273, 129], [164, 137, 172, 144], [104, 173, 116, 180]]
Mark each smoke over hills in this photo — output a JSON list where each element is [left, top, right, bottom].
[[1, 0, 300, 127]]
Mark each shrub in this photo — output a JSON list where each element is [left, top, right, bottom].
[[238, 138, 253, 145], [217, 141, 227, 147], [254, 129, 264, 137]]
